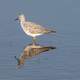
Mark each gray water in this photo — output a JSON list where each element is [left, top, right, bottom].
[[0, 0, 80, 80]]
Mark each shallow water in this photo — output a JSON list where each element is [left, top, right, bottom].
[[0, 24, 80, 80], [0, 0, 80, 80]]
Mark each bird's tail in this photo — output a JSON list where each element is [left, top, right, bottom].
[[44, 46, 56, 50], [48, 46, 56, 49], [50, 30, 56, 33], [37, 46, 56, 54]]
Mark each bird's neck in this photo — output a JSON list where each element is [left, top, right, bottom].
[[19, 20, 27, 34], [20, 21, 25, 28]]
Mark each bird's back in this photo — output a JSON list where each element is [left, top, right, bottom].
[[24, 21, 56, 34]]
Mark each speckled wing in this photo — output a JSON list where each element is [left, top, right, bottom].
[[28, 46, 56, 56], [23, 45, 56, 57], [24, 22, 54, 34]]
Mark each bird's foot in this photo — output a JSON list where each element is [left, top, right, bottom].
[[28, 42, 39, 46]]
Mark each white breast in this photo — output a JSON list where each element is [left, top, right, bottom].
[[20, 22, 42, 37]]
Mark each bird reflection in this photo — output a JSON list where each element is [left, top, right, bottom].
[[15, 44, 56, 67]]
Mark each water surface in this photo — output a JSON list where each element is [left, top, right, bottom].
[[0, 0, 80, 80]]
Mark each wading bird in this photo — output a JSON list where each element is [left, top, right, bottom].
[[15, 14, 56, 44], [15, 44, 56, 67]]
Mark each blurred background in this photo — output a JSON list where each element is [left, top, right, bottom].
[[0, 0, 80, 80]]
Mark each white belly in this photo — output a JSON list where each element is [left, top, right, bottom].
[[20, 22, 42, 37], [25, 31, 42, 37]]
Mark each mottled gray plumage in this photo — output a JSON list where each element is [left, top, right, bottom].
[[15, 44, 56, 66], [16, 14, 56, 44]]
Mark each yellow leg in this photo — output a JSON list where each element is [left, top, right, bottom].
[[32, 37, 37, 45]]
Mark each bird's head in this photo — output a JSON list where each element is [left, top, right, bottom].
[[15, 13, 26, 22]]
